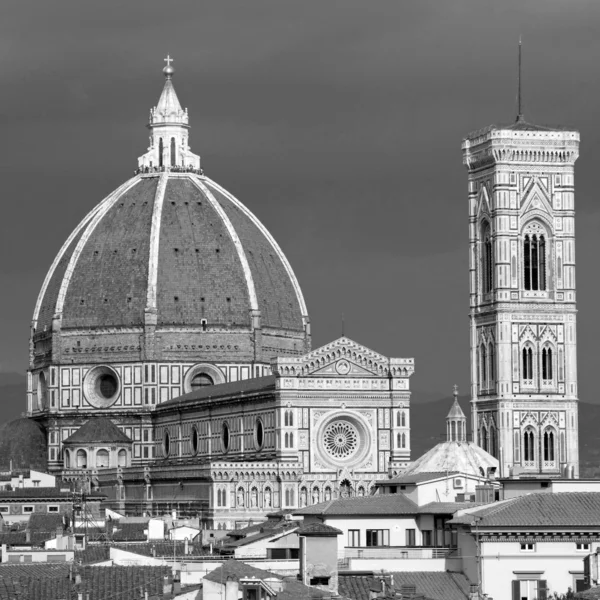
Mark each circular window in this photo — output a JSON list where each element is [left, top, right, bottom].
[[254, 419, 264, 450], [222, 422, 230, 453], [191, 427, 199, 455], [83, 366, 120, 408], [191, 373, 213, 390], [163, 430, 171, 457], [323, 420, 359, 459]]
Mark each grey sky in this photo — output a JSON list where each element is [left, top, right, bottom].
[[2, 0, 600, 401]]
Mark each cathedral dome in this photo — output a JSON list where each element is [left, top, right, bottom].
[[0, 418, 47, 471], [31, 60, 310, 368]]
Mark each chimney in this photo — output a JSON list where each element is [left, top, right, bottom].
[[469, 584, 480, 600]]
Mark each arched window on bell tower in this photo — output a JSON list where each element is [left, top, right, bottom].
[[170, 137, 176, 167], [159, 137, 164, 167], [523, 223, 547, 291], [481, 222, 493, 294], [542, 346, 554, 383], [479, 344, 487, 390], [522, 346, 534, 383]]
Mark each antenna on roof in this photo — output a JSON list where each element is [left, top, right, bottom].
[[516, 36, 523, 122], [341, 313, 345, 337]]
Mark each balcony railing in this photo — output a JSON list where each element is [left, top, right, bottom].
[[344, 546, 459, 560]]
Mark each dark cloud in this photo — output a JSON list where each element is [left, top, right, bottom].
[[2, 0, 600, 402]]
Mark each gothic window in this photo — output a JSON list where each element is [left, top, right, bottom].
[[401, 433, 406, 448], [489, 427, 496, 458], [480, 427, 488, 452], [64, 449, 70, 469], [481, 223, 493, 294], [523, 230, 547, 291], [542, 347, 553, 382], [514, 431, 520, 463], [560, 431, 566, 463], [397, 432, 402, 448], [170, 137, 176, 167], [543, 429, 555, 463], [284, 410, 294, 427], [285, 487, 294, 507], [523, 429, 535, 463], [159, 138, 164, 167], [522, 347, 534, 381], [479, 345, 487, 389], [488, 344, 495, 387]]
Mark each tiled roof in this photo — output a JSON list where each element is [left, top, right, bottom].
[[28, 513, 65, 532], [75, 545, 111, 564], [63, 418, 132, 445], [381, 471, 460, 485], [0, 532, 27, 545], [294, 493, 418, 516], [418, 501, 489, 515], [113, 541, 212, 558], [109, 521, 148, 542], [222, 525, 297, 549], [449, 492, 600, 528], [0, 564, 172, 600], [159, 376, 276, 408], [297, 523, 342, 536], [338, 571, 471, 600], [576, 584, 600, 599], [204, 560, 331, 600], [0, 487, 69, 499]]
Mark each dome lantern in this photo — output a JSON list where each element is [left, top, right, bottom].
[[138, 56, 201, 172], [446, 384, 467, 443]]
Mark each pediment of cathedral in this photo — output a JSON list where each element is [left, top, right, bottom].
[[271, 336, 414, 379]]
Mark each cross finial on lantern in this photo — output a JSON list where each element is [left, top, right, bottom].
[[453, 384, 459, 398], [164, 55, 173, 67], [163, 55, 175, 79]]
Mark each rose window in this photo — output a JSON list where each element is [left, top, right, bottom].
[[323, 420, 359, 459]]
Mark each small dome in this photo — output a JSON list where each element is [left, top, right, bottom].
[[404, 441, 498, 478], [0, 418, 47, 471]]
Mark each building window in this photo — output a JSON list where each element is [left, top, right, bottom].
[[543, 430, 555, 463], [96, 449, 109, 468], [191, 427, 199, 455], [480, 344, 487, 388], [482, 224, 493, 294], [22, 506, 34, 514], [64, 449, 70, 469], [0, 507, 8, 514], [118, 449, 127, 467], [285, 487, 295, 507], [163, 430, 171, 457], [513, 580, 546, 600], [366, 530, 389, 547], [524, 232, 546, 291], [480, 427, 488, 453], [422, 530, 432, 547], [488, 344, 495, 387], [405, 529, 416, 547], [221, 422, 229, 453], [396, 411, 406, 427], [522, 346, 534, 381], [170, 137, 176, 167], [47, 506, 59, 513], [310, 577, 330, 586], [523, 429, 535, 464], [576, 543, 590, 551], [76, 449, 87, 469], [284, 410, 294, 427], [191, 373, 213, 390], [348, 530, 360, 547], [520, 542, 535, 552], [542, 347, 553, 382]]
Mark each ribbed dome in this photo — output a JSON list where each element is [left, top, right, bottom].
[[30, 60, 310, 367], [33, 174, 307, 333], [0, 419, 47, 471]]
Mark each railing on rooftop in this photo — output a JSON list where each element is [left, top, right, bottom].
[[344, 546, 459, 560], [135, 166, 204, 175]]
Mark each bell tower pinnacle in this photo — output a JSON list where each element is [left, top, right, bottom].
[[138, 56, 201, 171]]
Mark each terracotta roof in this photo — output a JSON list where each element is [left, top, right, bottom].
[[297, 523, 342, 536], [63, 418, 132, 445], [113, 541, 211, 558], [159, 375, 276, 408], [294, 493, 418, 516], [576, 584, 600, 599], [338, 571, 471, 600], [0, 564, 172, 600], [204, 560, 332, 599], [418, 501, 489, 515], [381, 471, 461, 485], [75, 545, 111, 564], [222, 524, 297, 549], [449, 492, 600, 528]]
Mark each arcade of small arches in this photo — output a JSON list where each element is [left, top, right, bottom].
[[63, 447, 131, 470]]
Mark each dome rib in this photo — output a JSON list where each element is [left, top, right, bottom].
[[205, 177, 308, 324], [32, 183, 126, 331], [54, 176, 141, 324], [145, 171, 169, 315], [192, 177, 258, 312]]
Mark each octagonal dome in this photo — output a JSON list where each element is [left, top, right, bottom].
[[31, 61, 310, 369]]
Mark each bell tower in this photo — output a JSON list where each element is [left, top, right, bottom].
[[462, 82, 580, 477]]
